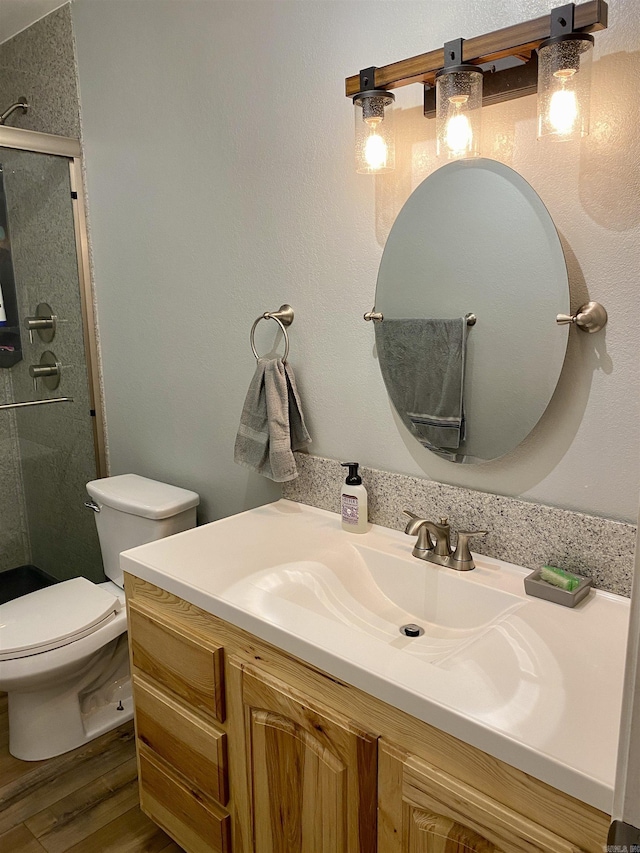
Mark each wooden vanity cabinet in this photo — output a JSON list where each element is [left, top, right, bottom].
[[124, 575, 610, 853]]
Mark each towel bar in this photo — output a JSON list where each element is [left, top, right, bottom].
[[250, 304, 294, 364], [364, 310, 477, 326], [0, 396, 74, 411]]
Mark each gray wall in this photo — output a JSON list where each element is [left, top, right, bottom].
[[71, 0, 640, 525]]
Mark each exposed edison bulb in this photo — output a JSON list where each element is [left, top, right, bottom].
[[364, 129, 388, 171], [445, 95, 473, 156], [445, 112, 472, 155], [548, 88, 578, 135], [548, 68, 578, 135]]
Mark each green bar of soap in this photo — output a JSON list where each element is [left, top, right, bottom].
[[540, 565, 581, 592]]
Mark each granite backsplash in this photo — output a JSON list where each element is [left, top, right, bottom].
[[282, 453, 637, 597]]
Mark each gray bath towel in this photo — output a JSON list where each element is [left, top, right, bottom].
[[375, 318, 467, 453], [234, 358, 311, 482]]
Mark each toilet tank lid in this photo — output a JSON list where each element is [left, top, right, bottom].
[[86, 474, 200, 519]]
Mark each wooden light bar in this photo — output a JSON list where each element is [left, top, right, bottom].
[[344, 0, 608, 97]]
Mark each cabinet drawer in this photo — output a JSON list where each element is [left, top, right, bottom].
[[129, 602, 225, 721], [133, 674, 228, 805], [139, 744, 231, 853]]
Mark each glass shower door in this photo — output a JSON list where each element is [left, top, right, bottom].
[[0, 145, 103, 597]]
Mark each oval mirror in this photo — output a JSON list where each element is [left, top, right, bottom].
[[374, 158, 570, 464]]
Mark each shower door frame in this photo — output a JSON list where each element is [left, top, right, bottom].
[[0, 125, 107, 477]]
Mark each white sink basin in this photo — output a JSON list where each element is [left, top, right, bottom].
[[121, 498, 629, 814], [244, 544, 524, 662]]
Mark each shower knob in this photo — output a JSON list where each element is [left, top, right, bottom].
[[29, 351, 61, 392], [24, 303, 57, 343]]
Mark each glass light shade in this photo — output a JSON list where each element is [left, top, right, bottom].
[[353, 92, 395, 174], [537, 35, 593, 139], [436, 68, 482, 160]]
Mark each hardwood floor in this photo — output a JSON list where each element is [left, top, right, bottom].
[[0, 694, 183, 852]]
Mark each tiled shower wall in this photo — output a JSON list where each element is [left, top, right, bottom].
[[0, 5, 103, 581], [0, 5, 80, 138], [283, 453, 637, 597]]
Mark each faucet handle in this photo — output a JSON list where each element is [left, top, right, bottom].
[[403, 509, 421, 520], [451, 530, 488, 571], [402, 509, 424, 533], [402, 510, 435, 554]]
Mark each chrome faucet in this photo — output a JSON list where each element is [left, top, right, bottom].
[[403, 510, 487, 571]]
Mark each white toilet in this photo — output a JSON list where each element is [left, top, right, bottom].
[[0, 473, 199, 761]]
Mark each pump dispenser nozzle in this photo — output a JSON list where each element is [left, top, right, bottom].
[[341, 462, 362, 485]]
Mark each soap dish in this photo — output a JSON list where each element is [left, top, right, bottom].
[[524, 569, 592, 607]]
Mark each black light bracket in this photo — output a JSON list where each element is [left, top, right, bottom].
[[444, 38, 464, 68], [358, 66, 378, 93], [550, 3, 577, 38], [436, 37, 482, 78]]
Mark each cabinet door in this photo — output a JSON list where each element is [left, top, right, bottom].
[[228, 659, 377, 853], [378, 741, 587, 853]]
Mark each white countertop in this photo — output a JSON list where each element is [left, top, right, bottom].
[[121, 499, 629, 813]]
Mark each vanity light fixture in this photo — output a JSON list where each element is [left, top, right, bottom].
[[436, 39, 483, 159], [537, 3, 594, 139], [345, 0, 607, 171], [353, 66, 396, 174]]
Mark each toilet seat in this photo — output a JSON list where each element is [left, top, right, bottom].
[[0, 577, 122, 661]]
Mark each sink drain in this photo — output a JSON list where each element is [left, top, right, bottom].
[[400, 623, 424, 638]]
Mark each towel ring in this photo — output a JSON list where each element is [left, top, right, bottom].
[[250, 304, 294, 364]]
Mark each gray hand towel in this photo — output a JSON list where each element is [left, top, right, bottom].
[[234, 358, 311, 482], [375, 318, 467, 453]]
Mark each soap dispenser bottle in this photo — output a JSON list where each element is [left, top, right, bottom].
[[340, 462, 368, 534]]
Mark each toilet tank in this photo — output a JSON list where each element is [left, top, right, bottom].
[[86, 474, 200, 588]]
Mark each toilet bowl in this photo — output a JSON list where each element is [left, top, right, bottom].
[[0, 474, 199, 761]]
